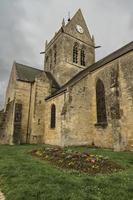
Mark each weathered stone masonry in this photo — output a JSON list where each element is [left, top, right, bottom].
[[0, 9, 133, 151]]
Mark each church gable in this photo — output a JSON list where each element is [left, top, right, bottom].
[[4, 62, 17, 107], [15, 62, 43, 83], [64, 9, 93, 45]]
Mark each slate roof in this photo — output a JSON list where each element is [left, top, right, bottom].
[[15, 62, 43, 82], [15, 62, 60, 90], [46, 41, 133, 100], [45, 71, 60, 89]]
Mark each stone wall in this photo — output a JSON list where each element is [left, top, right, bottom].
[[60, 73, 113, 148], [15, 81, 32, 143], [0, 101, 15, 144], [3, 63, 32, 144], [44, 9, 95, 86], [90, 61, 118, 150], [55, 33, 94, 85], [61, 77, 94, 146], [29, 73, 51, 144], [119, 51, 133, 151], [45, 93, 65, 146], [4, 63, 16, 109], [0, 110, 4, 142], [44, 50, 133, 151], [13, 103, 22, 144]]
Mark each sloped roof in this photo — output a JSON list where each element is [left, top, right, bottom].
[[15, 63, 60, 90], [15, 62, 43, 82], [46, 41, 133, 100], [64, 9, 92, 42], [45, 71, 60, 89]]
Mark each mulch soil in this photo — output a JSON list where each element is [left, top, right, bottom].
[[31, 147, 124, 174]]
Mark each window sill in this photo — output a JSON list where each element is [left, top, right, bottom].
[[66, 61, 86, 69], [94, 122, 108, 128]]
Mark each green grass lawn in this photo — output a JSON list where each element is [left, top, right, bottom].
[[0, 145, 132, 200]]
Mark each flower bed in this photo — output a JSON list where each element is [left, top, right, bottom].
[[31, 147, 124, 174]]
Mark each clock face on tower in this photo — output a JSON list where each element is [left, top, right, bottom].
[[76, 25, 84, 34]]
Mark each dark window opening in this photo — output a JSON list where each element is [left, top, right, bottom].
[[38, 119, 41, 125], [49, 50, 52, 70], [80, 48, 85, 66], [45, 55, 48, 63], [50, 104, 56, 128], [14, 103, 22, 122], [54, 45, 57, 64], [96, 79, 107, 124], [73, 44, 78, 64]]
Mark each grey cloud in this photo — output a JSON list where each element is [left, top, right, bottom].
[[0, 0, 132, 109]]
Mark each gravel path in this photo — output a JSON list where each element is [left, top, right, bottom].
[[0, 191, 5, 200]]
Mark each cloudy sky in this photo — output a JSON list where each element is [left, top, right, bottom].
[[0, 0, 132, 109]]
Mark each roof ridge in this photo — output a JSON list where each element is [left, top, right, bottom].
[[88, 41, 133, 72], [96, 41, 133, 63]]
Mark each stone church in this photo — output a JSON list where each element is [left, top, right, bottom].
[[0, 9, 133, 151]]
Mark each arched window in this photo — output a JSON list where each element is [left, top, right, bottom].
[[50, 104, 56, 128], [96, 79, 107, 123], [73, 43, 78, 64], [80, 48, 85, 66]]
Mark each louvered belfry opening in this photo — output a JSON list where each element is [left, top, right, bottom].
[[80, 48, 85, 66], [96, 79, 107, 123], [51, 104, 56, 128], [73, 43, 78, 64]]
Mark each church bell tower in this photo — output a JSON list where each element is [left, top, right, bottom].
[[44, 9, 95, 85]]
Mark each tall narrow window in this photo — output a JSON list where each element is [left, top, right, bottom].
[[80, 48, 85, 66], [73, 43, 78, 63], [54, 45, 57, 65], [49, 50, 52, 70], [38, 119, 41, 125], [45, 55, 48, 64], [14, 103, 22, 122], [96, 79, 107, 123], [51, 104, 56, 128]]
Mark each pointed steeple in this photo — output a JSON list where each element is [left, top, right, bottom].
[[64, 8, 93, 44]]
